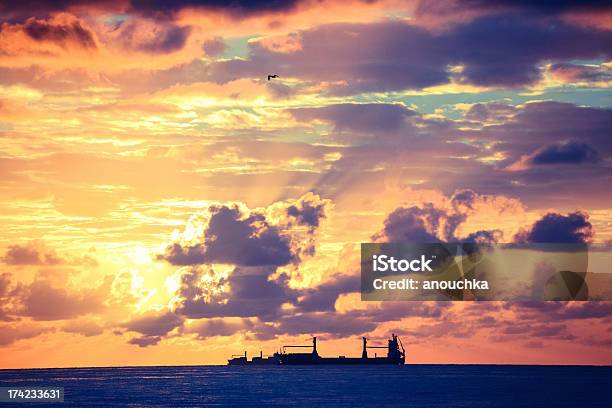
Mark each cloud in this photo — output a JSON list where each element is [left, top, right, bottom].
[[129, 0, 302, 19], [373, 205, 444, 243], [211, 21, 451, 93], [507, 141, 600, 171], [464, 102, 518, 123], [512, 301, 612, 321], [557, 302, 612, 319], [160, 193, 330, 266], [0, 0, 304, 22], [283, 191, 330, 229], [291, 103, 417, 135], [2, 241, 98, 266], [0, 270, 113, 322], [161, 206, 295, 266], [296, 274, 359, 312], [463, 229, 503, 244], [277, 301, 450, 338], [549, 62, 612, 84], [21, 277, 112, 321], [0, 14, 98, 56], [530, 141, 600, 165], [0, 273, 19, 321], [372, 189, 507, 243], [186, 317, 254, 338], [21, 15, 96, 48], [514, 211, 593, 243], [0, 323, 54, 346], [172, 265, 296, 319], [156, 194, 335, 324], [123, 309, 183, 347], [3, 242, 64, 265], [444, 101, 612, 207], [128, 336, 162, 347], [279, 312, 378, 337], [115, 20, 191, 54], [416, 0, 612, 18], [202, 36, 226, 56], [63, 319, 105, 337], [203, 206, 294, 266], [210, 16, 612, 93]]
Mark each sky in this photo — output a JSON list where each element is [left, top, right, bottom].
[[0, 0, 611, 368]]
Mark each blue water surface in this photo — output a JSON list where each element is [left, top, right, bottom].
[[0, 365, 610, 407]]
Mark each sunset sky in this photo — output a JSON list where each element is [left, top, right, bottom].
[[1, 0, 611, 368]]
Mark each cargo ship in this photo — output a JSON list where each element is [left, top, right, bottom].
[[228, 334, 405, 365]]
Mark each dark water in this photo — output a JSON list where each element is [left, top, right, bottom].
[[1, 365, 610, 407]]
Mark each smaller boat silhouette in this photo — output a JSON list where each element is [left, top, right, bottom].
[[228, 334, 405, 365]]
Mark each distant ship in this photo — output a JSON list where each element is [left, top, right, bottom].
[[228, 334, 405, 365]]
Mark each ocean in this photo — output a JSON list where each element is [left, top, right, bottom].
[[0, 365, 610, 407]]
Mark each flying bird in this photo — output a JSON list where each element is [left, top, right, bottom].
[[267, 74, 279, 81]]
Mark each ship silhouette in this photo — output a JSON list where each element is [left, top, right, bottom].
[[228, 334, 405, 365]]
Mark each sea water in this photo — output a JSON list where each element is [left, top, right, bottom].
[[0, 364, 610, 407]]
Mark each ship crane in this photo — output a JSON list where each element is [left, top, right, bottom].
[[361, 337, 389, 358], [282, 337, 319, 356]]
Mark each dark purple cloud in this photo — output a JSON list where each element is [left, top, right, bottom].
[[463, 229, 502, 244], [446, 15, 612, 87], [514, 212, 593, 243], [0, 0, 302, 22], [159, 242, 207, 266], [278, 312, 377, 337], [124, 310, 182, 336], [371, 191, 503, 244], [285, 193, 329, 229], [299, 101, 610, 208], [118, 22, 191, 54], [123, 310, 183, 347], [162, 206, 294, 266], [373, 205, 444, 243], [5, 0, 608, 23], [160, 194, 329, 267], [128, 336, 161, 347], [502, 102, 612, 145], [0, 15, 97, 49], [202, 36, 226, 56], [211, 21, 451, 93], [530, 141, 600, 165], [291, 103, 417, 134], [189, 318, 254, 339], [130, 0, 301, 19], [173, 265, 296, 319], [296, 274, 359, 312], [416, 0, 612, 18], [419, 101, 612, 208], [21, 16, 96, 48], [507, 301, 612, 327], [557, 302, 612, 319], [274, 301, 449, 339], [210, 16, 612, 92]]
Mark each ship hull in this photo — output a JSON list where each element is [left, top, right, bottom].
[[279, 356, 404, 365]]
